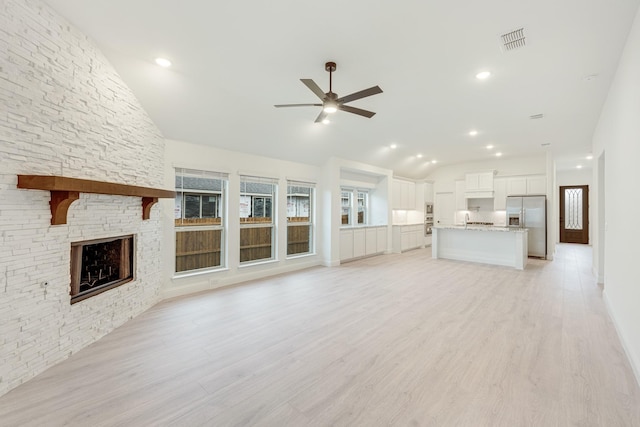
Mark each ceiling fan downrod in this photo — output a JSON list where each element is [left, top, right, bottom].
[[325, 61, 336, 94]]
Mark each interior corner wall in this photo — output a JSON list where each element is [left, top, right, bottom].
[[0, 0, 166, 397], [592, 4, 640, 385]]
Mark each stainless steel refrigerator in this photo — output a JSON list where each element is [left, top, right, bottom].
[[506, 196, 546, 258]]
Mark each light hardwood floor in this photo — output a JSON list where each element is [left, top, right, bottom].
[[1, 244, 639, 426]]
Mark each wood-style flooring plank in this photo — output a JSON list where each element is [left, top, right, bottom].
[[0, 244, 639, 426]]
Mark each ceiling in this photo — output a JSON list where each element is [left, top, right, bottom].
[[44, 0, 639, 179]]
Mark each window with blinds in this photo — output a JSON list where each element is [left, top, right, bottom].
[[239, 175, 277, 263], [287, 180, 315, 256], [174, 168, 228, 273]]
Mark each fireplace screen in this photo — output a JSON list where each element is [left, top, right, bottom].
[[70, 235, 134, 304]]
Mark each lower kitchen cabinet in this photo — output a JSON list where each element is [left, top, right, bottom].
[[392, 224, 425, 253], [340, 226, 388, 262]]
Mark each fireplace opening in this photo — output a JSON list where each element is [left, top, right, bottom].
[[70, 235, 135, 304]]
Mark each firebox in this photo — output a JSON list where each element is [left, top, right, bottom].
[[70, 235, 135, 304]]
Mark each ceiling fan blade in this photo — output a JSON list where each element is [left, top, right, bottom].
[[274, 103, 322, 108], [336, 86, 383, 104], [339, 105, 376, 118], [314, 110, 329, 123], [301, 79, 327, 100]]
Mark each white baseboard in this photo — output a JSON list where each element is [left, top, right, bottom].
[[603, 289, 640, 388], [161, 259, 321, 300]]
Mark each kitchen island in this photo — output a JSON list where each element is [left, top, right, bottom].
[[432, 225, 528, 270]]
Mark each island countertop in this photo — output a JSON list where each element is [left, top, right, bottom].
[[434, 225, 527, 233]]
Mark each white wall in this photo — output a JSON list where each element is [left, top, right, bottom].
[[592, 5, 640, 385], [162, 139, 323, 299], [0, 0, 166, 397]]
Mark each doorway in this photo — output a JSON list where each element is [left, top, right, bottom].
[[559, 185, 589, 244]]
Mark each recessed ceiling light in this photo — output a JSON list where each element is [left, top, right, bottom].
[[390, 143, 397, 149], [496, 152, 503, 157], [476, 71, 491, 80], [431, 160, 437, 164], [486, 144, 494, 150], [586, 154, 593, 160], [155, 57, 172, 68], [417, 154, 423, 158], [322, 118, 330, 125], [577, 165, 583, 169], [469, 130, 478, 136]]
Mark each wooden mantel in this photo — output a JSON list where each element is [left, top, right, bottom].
[[17, 175, 176, 225]]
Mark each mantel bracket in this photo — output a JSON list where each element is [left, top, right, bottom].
[[50, 191, 80, 225]]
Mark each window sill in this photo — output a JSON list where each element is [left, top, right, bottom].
[[286, 252, 315, 260], [172, 267, 229, 280], [238, 258, 279, 269]]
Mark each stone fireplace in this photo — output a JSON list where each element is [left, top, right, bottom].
[[70, 235, 135, 304]]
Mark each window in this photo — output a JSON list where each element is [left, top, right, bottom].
[[357, 191, 368, 225], [341, 190, 352, 225], [175, 168, 227, 273], [287, 181, 314, 256], [341, 187, 369, 226], [240, 176, 277, 263]]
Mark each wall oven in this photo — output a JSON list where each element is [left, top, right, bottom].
[[425, 203, 433, 235]]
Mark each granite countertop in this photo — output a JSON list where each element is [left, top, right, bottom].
[[434, 225, 527, 233]]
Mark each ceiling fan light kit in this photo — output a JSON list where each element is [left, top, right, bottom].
[[275, 61, 383, 123]]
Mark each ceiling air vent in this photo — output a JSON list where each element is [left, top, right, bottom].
[[500, 27, 526, 52], [529, 113, 544, 120]]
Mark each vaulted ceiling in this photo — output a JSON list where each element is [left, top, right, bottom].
[[44, 0, 640, 178]]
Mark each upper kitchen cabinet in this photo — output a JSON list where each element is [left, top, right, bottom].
[[392, 178, 416, 210], [493, 177, 507, 210], [455, 180, 466, 210], [526, 176, 546, 195], [506, 175, 546, 196], [464, 171, 495, 198], [424, 182, 434, 204]]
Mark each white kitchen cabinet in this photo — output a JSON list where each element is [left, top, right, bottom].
[[376, 227, 387, 253], [465, 171, 494, 192], [339, 229, 354, 261], [506, 177, 527, 196], [493, 177, 507, 210], [392, 224, 424, 253], [353, 229, 366, 258], [365, 227, 377, 255], [392, 179, 416, 210], [341, 226, 387, 262], [455, 180, 466, 210], [424, 182, 434, 204], [506, 175, 546, 196], [526, 176, 546, 195], [392, 180, 402, 209]]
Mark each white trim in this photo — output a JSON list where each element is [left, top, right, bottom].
[[238, 171, 279, 182], [286, 178, 317, 187], [603, 289, 640, 388], [161, 259, 321, 300]]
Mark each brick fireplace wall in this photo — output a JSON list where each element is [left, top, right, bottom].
[[0, 0, 165, 396]]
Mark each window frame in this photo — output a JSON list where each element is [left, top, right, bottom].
[[341, 187, 369, 227], [239, 176, 278, 264], [174, 168, 228, 274], [286, 181, 315, 257]]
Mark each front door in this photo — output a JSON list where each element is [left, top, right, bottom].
[[559, 185, 589, 244]]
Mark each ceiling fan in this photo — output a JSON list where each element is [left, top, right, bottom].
[[274, 61, 383, 123]]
